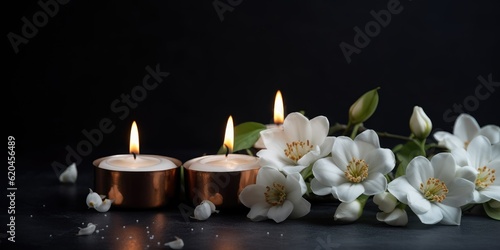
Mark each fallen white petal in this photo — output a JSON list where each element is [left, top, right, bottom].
[[86, 188, 103, 208], [165, 236, 184, 249], [59, 163, 77, 183], [94, 199, 114, 212], [77, 223, 97, 236], [191, 202, 212, 220]]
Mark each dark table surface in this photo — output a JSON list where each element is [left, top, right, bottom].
[[2, 149, 499, 250]]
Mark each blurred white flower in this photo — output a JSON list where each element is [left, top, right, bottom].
[[86, 188, 102, 208], [239, 167, 311, 223], [451, 135, 500, 203], [165, 236, 184, 249], [94, 199, 114, 213], [76, 223, 97, 236], [373, 191, 398, 213], [409, 106, 432, 139], [311, 129, 395, 202], [433, 113, 500, 150], [191, 200, 218, 221], [388, 153, 475, 225]]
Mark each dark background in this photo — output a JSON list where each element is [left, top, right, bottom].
[[6, 0, 500, 169]]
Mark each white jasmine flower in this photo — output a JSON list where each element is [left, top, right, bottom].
[[451, 136, 500, 203], [433, 113, 500, 150], [388, 153, 475, 225], [165, 236, 184, 249], [59, 162, 77, 183], [334, 200, 363, 222], [94, 199, 114, 212], [239, 167, 311, 223], [409, 106, 432, 139], [373, 191, 398, 213], [310, 129, 395, 202], [376, 208, 408, 226], [76, 223, 97, 236], [256, 112, 335, 175], [86, 188, 102, 208]]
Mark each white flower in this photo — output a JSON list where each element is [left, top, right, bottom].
[[388, 153, 475, 225], [376, 208, 408, 226], [451, 135, 500, 203], [433, 113, 500, 150], [94, 199, 114, 212], [59, 162, 77, 183], [373, 191, 398, 213], [238, 167, 311, 223], [165, 236, 184, 249], [310, 129, 395, 202], [86, 188, 102, 208], [256, 112, 335, 175], [409, 106, 432, 139], [76, 223, 97, 236], [334, 200, 363, 222]]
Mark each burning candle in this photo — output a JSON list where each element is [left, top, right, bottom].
[[254, 90, 285, 149], [183, 116, 261, 209], [93, 121, 181, 209]]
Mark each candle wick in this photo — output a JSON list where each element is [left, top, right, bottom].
[[224, 144, 230, 157], [132, 152, 137, 160]]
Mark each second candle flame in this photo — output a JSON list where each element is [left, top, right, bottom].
[[129, 121, 140, 156], [223, 116, 234, 156]]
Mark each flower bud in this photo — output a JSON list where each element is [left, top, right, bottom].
[[334, 200, 363, 222], [373, 191, 398, 213], [376, 208, 408, 226], [409, 106, 432, 139], [349, 87, 379, 125]]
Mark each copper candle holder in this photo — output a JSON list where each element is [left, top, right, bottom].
[[93, 155, 181, 209]]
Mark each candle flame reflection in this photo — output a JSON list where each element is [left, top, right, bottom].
[[223, 116, 234, 154], [274, 90, 284, 124], [129, 121, 139, 155]]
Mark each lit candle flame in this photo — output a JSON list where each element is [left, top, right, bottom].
[[223, 115, 234, 155], [129, 121, 139, 156], [274, 90, 284, 124]]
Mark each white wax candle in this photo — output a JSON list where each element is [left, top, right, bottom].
[[95, 154, 178, 172], [184, 154, 260, 172]]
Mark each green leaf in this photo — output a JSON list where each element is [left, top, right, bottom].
[[483, 202, 500, 220], [217, 122, 266, 154], [394, 140, 424, 178]]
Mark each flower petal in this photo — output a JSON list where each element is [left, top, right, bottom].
[[310, 178, 334, 196], [433, 131, 452, 143], [364, 148, 395, 175], [480, 185, 500, 202], [297, 145, 321, 167], [451, 147, 470, 167], [268, 200, 294, 223], [256, 167, 286, 187], [334, 182, 364, 203], [257, 149, 291, 170], [354, 129, 380, 148], [259, 129, 288, 155], [246, 202, 271, 221], [282, 112, 311, 142], [387, 177, 413, 204], [361, 172, 387, 195], [442, 178, 474, 207], [331, 136, 357, 171], [415, 204, 443, 225], [467, 136, 492, 168], [478, 125, 500, 144], [492, 143, 500, 161], [435, 203, 462, 225], [287, 172, 308, 195], [289, 198, 311, 219], [442, 135, 467, 150], [405, 156, 433, 189], [453, 114, 480, 142], [312, 157, 345, 187], [430, 153, 457, 184], [318, 137, 335, 158], [407, 190, 431, 214], [239, 184, 266, 207], [309, 115, 330, 145], [282, 165, 308, 175]]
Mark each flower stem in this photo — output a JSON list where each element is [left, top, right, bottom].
[[350, 123, 361, 139]]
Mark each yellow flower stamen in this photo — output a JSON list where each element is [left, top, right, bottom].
[[265, 183, 287, 206], [344, 158, 369, 183], [284, 140, 313, 162], [419, 177, 448, 202], [476, 166, 496, 190]]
